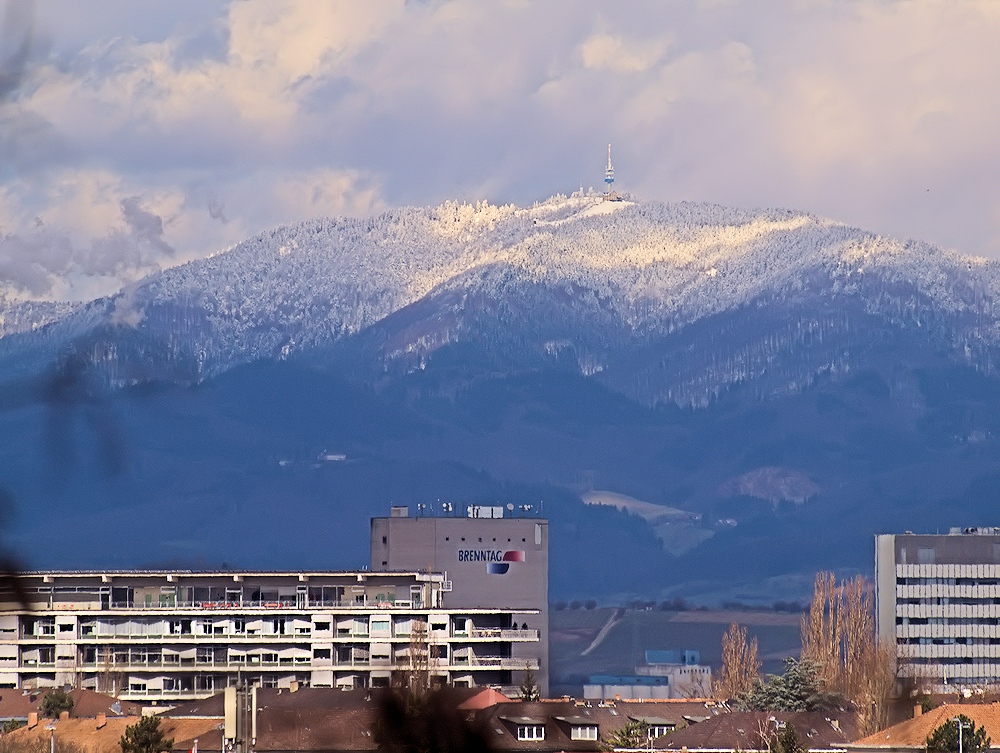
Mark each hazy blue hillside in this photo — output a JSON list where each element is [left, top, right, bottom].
[[4, 195, 1000, 603], [3, 341, 1000, 603]]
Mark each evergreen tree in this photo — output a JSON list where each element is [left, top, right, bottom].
[[926, 715, 990, 753], [40, 690, 74, 719], [742, 658, 837, 712], [119, 717, 173, 753], [518, 667, 540, 702], [769, 726, 805, 753], [601, 720, 649, 751]]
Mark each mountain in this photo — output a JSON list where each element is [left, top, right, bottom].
[[2, 194, 1000, 603]]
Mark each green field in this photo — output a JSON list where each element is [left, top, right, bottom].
[[550, 607, 802, 696]]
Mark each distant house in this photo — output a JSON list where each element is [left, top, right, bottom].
[[478, 700, 725, 752], [848, 703, 1000, 753], [6, 716, 223, 753], [653, 710, 859, 753], [0, 687, 141, 723]]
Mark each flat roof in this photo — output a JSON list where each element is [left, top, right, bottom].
[[16, 570, 443, 579]]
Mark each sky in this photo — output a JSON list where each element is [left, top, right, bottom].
[[1, 0, 1000, 302]]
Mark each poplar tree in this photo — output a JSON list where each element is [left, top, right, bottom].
[[800, 573, 896, 735], [715, 622, 761, 700]]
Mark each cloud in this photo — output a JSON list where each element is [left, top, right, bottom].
[[0, 0, 33, 100], [3, 0, 1000, 301], [578, 33, 669, 74]]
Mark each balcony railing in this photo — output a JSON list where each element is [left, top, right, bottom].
[[16, 630, 533, 643], [50, 656, 540, 671], [468, 629, 538, 641], [99, 600, 425, 611]]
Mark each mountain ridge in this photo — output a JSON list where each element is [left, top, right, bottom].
[[2, 194, 998, 406]]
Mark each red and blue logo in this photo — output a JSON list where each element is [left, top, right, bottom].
[[487, 550, 525, 575], [458, 548, 526, 574]]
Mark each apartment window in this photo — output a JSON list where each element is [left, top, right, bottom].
[[58, 624, 73, 633], [570, 726, 598, 741], [234, 619, 245, 634], [517, 726, 545, 741], [313, 649, 331, 660], [315, 622, 330, 632], [649, 725, 673, 739]]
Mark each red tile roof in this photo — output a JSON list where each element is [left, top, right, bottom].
[[850, 703, 1000, 751], [0, 689, 141, 721], [6, 716, 222, 753]]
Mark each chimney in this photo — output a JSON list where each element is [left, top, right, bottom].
[[289, 681, 299, 693], [59, 711, 70, 722], [96, 714, 106, 729], [27, 712, 37, 729], [914, 705, 923, 718]]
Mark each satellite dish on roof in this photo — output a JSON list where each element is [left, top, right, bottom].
[[507, 504, 514, 511]]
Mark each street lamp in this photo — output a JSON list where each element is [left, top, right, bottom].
[[953, 717, 970, 753]]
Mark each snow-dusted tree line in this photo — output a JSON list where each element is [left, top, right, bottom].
[[1, 194, 999, 399]]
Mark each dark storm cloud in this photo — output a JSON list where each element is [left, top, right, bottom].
[[0, 0, 32, 101]]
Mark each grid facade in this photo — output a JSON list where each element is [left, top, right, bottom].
[[876, 531, 1000, 692]]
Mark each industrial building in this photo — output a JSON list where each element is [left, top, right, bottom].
[[0, 568, 541, 702], [584, 650, 712, 700], [876, 528, 1000, 693], [370, 504, 549, 695]]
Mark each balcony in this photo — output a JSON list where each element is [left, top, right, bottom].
[[447, 656, 540, 670], [468, 629, 538, 641], [100, 599, 426, 611]]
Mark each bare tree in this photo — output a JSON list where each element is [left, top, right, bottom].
[[715, 622, 761, 700], [800, 573, 896, 735], [393, 616, 430, 700]]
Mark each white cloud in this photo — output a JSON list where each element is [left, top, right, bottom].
[[2, 0, 1000, 300], [579, 33, 669, 74]]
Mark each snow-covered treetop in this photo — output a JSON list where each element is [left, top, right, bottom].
[[4, 195, 999, 361]]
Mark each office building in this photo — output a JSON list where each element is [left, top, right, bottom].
[[0, 568, 541, 702], [370, 505, 549, 696], [876, 528, 1000, 693]]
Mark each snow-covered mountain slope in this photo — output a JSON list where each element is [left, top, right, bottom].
[[2, 194, 999, 402]]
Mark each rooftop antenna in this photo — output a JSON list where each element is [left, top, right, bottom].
[[604, 144, 617, 201]]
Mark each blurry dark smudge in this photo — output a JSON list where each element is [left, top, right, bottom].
[[0, 0, 33, 101], [0, 340, 126, 600], [208, 196, 229, 223], [373, 689, 495, 753], [43, 346, 126, 483]]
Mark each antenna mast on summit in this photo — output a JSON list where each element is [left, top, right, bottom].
[[604, 143, 617, 200]]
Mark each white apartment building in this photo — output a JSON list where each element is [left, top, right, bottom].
[[0, 570, 541, 702], [876, 529, 1000, 693]]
